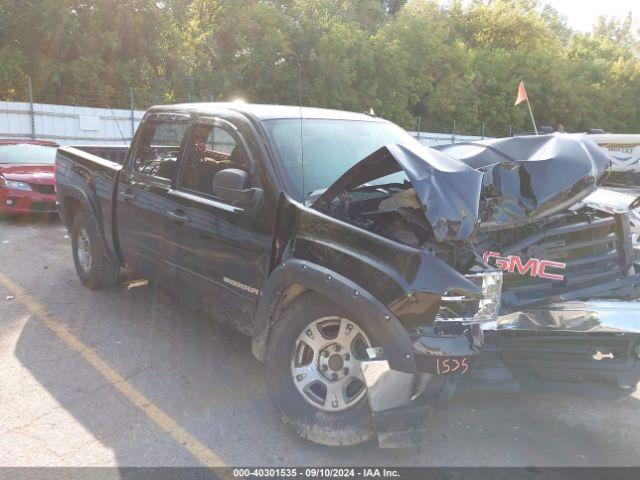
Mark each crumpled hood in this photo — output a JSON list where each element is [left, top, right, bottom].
[[314, 134, 609, 243], [0, 164, 55, 184]]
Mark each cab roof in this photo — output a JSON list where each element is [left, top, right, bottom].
[[146, 102, 384, 122]]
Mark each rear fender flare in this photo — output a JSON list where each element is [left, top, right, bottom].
[[59, 185, 118, 265], [251, 259, 417, 373]]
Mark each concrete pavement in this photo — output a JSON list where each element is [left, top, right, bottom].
[[1, 216, 639, 467]]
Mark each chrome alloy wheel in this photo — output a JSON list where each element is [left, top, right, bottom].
[[290, 316, 372, 412], [76, 227, 92, 274]]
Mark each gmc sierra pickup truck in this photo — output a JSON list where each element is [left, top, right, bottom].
[[56, 103, 640, 448]]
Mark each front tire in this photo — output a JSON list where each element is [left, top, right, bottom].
[[266, 291, 376, 446], [71, 211, 120, 289]]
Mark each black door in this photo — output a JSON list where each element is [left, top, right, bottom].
[[163, 119, 273, 333], [116, 115, 191, 281]]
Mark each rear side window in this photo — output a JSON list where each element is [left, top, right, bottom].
[[177, 123, 252, 197], [131, 120, 190, 180]]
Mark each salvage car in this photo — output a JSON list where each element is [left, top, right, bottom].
[[0, 139, 58, 215], [55, 103, 640, 448]]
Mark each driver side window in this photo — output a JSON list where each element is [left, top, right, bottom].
[[177, 123, 252, 198], [132, 120, 189, 180]]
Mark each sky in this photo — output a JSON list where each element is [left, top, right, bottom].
[[438, 0, 638, 32], [540, 0, 637, 32]]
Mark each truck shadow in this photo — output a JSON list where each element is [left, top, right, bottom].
[[11, 276, 640, 467]]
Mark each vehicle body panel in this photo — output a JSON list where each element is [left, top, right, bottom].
[[160, 109, 281, 332], [55, 147, 122, 261], [117, 171, 172, 280], [71, 145, 129, 165], [163, 187, 270, 333]]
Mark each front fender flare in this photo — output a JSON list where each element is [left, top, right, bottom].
[[251, 259, 418, 373]]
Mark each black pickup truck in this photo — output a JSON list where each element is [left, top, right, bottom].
[[56, 103, 640, 448]]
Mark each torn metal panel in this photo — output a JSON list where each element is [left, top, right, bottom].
[[484, 301, 640, 392], [315, 134, 609, 243], [490, 300, 640, 334], [437, 134, 610, 232], [576, 187, 640, 214], [313, 143, 483, 242], [360, 359, 428, 448]]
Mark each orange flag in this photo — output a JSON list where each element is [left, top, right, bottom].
[[514, 81, 528, 106]]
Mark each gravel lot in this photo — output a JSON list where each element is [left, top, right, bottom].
[[1, 216, 639, 467]]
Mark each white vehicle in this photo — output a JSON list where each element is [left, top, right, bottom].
[[588, 134, 640, 186]]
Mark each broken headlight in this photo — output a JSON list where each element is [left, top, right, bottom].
[[436, 270, 503, 323]]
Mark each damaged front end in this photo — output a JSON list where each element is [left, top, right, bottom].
[[360, 269, 503, 447], [308, 134, 640, 447], [476, 187, 640, 398]]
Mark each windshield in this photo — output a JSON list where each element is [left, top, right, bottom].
[[0, 144, 57, 165], [264, 118, 424, 201]]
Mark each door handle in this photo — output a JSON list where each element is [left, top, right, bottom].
[[120, 191, 136, 202], [165, 210, 191, 223]]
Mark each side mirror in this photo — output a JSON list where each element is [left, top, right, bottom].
[[212, 168, 262, 206]]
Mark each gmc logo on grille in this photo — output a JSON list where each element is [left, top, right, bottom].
[[482, 251, 566, 281]]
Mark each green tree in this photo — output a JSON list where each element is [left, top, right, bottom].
[[566, 15, 640, 132], [0, 0, 180, 107], [1, 0, 639, 134]]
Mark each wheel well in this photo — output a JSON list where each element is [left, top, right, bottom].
[[62, 196, 83, 227], [255, 259, 418, 372], [252, 283, 312, 362], [271, 283, 310, 322]]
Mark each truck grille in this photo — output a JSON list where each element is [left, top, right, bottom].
[[498, 211, 630, 306]]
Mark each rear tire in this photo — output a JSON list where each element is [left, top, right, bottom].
[[266, 291, 376, 446], [71, 211, 120, 289]]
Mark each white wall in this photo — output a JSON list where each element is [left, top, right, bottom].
[[0, 101, 145, 145]]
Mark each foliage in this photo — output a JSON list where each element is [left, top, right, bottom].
[[0, 0, 638, 133]]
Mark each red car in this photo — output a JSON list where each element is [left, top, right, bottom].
[[0, 139, 59, 215]]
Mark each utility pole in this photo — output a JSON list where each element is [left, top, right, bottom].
[[452, 120, 456, 144], [481, 122, 485, 139], [28, 76, 35, 139], [129, 87, 135, 139]]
